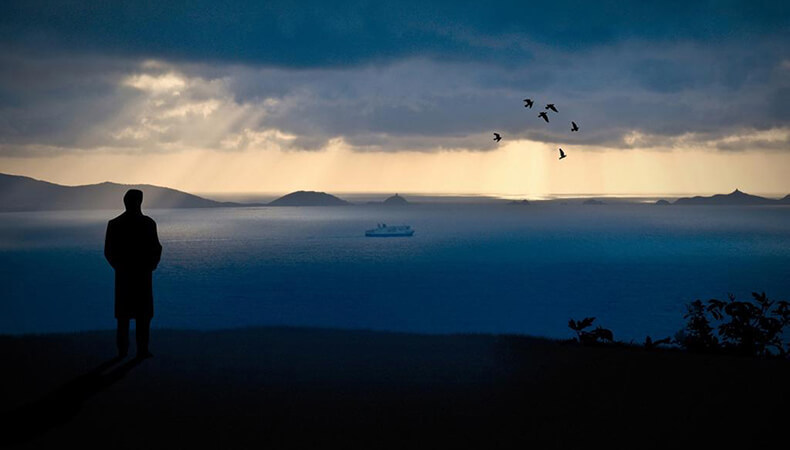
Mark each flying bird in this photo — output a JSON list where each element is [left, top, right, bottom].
[[545, 104, 558, 113], [493, 133, 502, 142], [538, 112, 549, 123], [558, 148, 567, 160], [571, 121, 579, 132], [523, 98, 534, 108]]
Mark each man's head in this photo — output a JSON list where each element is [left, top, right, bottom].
[[123, 189, 143, 212]]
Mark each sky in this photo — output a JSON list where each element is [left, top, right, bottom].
[[0, 1, 789, 196]]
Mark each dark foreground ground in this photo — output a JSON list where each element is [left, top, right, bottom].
[[1, 327, 789, 449]]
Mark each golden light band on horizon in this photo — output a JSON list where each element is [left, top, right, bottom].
[[2, 140, 789, 198]]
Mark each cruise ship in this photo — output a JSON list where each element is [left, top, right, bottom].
[[365, 224, 415, 237]]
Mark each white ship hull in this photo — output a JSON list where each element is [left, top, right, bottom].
[[365, 225, 414, 237]]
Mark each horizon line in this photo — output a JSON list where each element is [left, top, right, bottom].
[[4, 171, 788, 200]]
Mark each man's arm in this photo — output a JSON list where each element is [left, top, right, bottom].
[[150, 220, 162, 271], [104, 221, 117, 270]]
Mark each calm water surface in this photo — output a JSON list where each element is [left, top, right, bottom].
[[1, 203, 789, 341]]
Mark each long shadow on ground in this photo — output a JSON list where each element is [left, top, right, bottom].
[[1, 356, 145, 447]]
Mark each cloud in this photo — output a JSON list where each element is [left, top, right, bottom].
[[123, 73, 187, 92], [0, 2, 788, 156], [2, 1, 788, 67], [1, 42, 790, 157]]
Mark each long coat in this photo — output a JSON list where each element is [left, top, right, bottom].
[[104, 212, 162, 319]]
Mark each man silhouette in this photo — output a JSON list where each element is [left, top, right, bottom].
[[104, 189, 162, 359]]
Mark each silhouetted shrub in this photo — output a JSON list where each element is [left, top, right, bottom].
[[677, 292, 790, 357], [674, 299, 719, 353], [568, 317, 614, 345]]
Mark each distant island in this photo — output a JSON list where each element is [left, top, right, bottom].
[[268, 190, 349, 206], [508, 199, 530, 205], [0, 172, 246, 212], [674, 189, 789, 206], [655, 199, 670, 205], [383, 193, 409, 206], [365, 193, 410, 206], [583, 199, 605, 205]]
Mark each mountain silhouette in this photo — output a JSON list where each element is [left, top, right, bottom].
[[674, 189, 785, 205], [0, 173, 246, 212], [383, 194, 409, 206], [268, 191, 349, 206]]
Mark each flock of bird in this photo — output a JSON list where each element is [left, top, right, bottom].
[[492, 98, 579, 160]]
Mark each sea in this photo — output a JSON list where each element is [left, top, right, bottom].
[[1, 200, 789, 342]]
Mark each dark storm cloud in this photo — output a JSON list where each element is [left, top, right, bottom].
[[2, 1, 788, 67], [0, 53, 141, 150], [0, 1, 788, 155]]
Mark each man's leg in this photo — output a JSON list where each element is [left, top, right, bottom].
[[136, 317, 152, 358], [117, 318, 130, 357]]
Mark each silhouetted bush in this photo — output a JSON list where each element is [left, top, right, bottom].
[[568, 317, 614, 345], [674, 299, 719, 353], [570, 291, 789, 358], [675, 292, 790, 357]]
